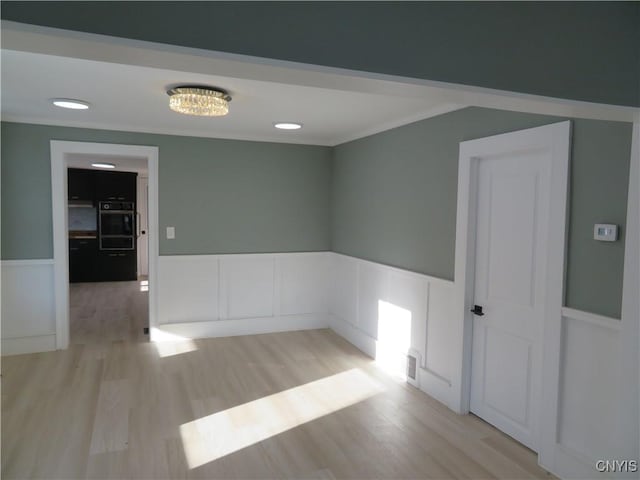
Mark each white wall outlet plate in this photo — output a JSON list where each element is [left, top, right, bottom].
[[166, 226, 175, 239]]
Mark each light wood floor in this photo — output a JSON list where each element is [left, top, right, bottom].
[[2, 281, 553, 479], [69, 280, 149, 345]]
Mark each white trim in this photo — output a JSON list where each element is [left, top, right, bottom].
[[553, 444, 606, 480], [561, 307, 621, 331], [136, 176, 149, 277], [2, 106, 469, 148], [50, 142, 69, 349], [153, 313, 329, 340], [621, 120, 640, 464], [328, 313, 378, 359], [331, 252, 454, 288], [418, 367, 453, 408], [159, 251, 328, 261], [1, 334, 56, 356], [50, 141, 159, 349], [3, 116, 338, 147], [328, 103, 466, 146], [636, 121, 640, 464], [1, 259, 55, 266], [453, 121, 571, 470], [147, 149, 159, 343]]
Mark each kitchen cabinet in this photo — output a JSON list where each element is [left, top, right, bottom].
[[68, 168, 138, 282], [95, 171, 137, 202], [69, 238, 98, 282], [69, 242, 137, 282], [68, 168, 95, 202], [98, 250, 137, 281]]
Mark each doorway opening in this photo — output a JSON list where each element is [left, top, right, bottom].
[[50, 141, 158, 349]]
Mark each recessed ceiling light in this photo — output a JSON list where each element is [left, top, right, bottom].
[[51, 98, 90, 110], [91, 162, 116, 169], [274, 122, 303, 130]]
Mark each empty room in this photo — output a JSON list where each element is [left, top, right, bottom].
[[1, 2, 638, 479]]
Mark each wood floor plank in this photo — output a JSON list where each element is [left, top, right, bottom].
[[89, 379, 131, 455]]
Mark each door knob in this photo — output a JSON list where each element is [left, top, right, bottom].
[[471, 305, 484, 316]]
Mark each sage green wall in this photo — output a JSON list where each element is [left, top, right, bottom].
[[2, 111, 632, 318], [3, 2, 638, 106], [332, 107, 631, 318], [1, 122, 332, 259]]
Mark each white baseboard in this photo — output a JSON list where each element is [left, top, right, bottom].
[[328, 314, 377, 359], [1, 334, 56, 356], [418, 367, 454, 410], [546, 443, 640, 480], [154, 313, 330, 340]]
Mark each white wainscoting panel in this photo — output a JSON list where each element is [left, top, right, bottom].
[[551, 310, 637, 479], [1, 260, 57, 355], [157, 256, 219, 324], [279, 253, 328, 315], [425, 281, 456, 383], [156, 253, 330, 340], [357, 261, 388, 339], [221, 255, 275, 320], [328, 253, 456, 406], [385, 268, 428, 360], [330, 254, 358, 327]]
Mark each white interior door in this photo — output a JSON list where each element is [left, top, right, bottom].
[[137, 177, 149, 277], [469, 140, 553, 452]]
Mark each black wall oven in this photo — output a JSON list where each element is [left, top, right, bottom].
[[99, 201, 135, 250]]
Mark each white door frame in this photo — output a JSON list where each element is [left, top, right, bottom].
[[451, 121, 571, 469], [50, 141, 159, 349], [136, 175, 149, 277], [621, 120, 640, 463]]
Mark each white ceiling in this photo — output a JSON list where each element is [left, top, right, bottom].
[[1, 21, 637, 147], [1, 49, 462, 146]]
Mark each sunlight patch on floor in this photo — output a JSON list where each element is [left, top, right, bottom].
[[179, 368, 385, 468], [152, 328, 198, 358]]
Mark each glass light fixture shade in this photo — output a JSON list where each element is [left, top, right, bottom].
[[167, 86, 231, 116], [51, 98, 90, 110], [274, 122, 303, 130]]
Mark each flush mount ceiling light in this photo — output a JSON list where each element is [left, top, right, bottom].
[[51, 98, 90, 110], [274, 122, 303, 130], [91, 162, 116, 169], [167, 86, 231, 116]]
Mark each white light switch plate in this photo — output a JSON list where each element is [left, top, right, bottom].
[[166, 226, 175, 239]]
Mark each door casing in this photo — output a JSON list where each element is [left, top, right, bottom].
[[50, 141, 159, 348]]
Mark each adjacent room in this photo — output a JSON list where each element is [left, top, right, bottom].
[[1, 3, 638, 480], [66, 156, 150, 345]]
